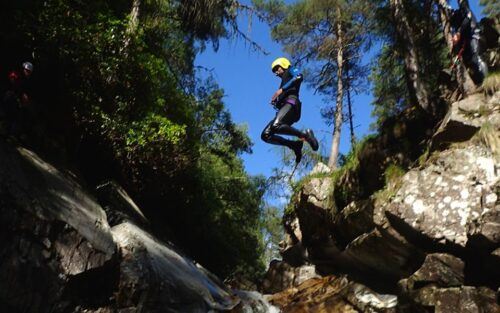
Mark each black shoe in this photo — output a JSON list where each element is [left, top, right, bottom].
[[305, 129, 319, 151], [291, 140, 303, 164]]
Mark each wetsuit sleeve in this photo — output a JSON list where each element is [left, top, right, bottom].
[[281, 67, 303, 91], [456, 5, 471, 35]]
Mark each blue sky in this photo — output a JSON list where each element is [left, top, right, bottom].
[[195, 0, 484, 178]]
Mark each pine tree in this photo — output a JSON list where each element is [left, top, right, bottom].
[[389, 0, 431, 112], [370, 0, 449, 125], [480, 0, 500, 20], [258, 0, 373, 169]]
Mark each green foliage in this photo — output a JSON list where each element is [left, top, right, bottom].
[[472, 122, 500, 160], [369, 0, 448, 128], [384, 163, 405, 186], [260, 205, 284, 265], [480, 0, 500, 20], [370, 161, 406, 206], [261, 0, 374, 103], [369, 43, 409, 128], [286, 134, 375, 214], [482, 71, 500, 96], [188, 151, 267, 277], [0, 0, 267, 279]]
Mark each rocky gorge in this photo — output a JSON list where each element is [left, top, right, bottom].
[[0, 90, 498, 312], [261, 90, 500, 312]]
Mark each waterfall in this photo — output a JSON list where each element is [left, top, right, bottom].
[[233, 290, 281, 313]]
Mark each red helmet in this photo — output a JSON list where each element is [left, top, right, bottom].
[[8, 71, 19, 81]]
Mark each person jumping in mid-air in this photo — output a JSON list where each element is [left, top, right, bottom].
[[261, 57, 318, 164]]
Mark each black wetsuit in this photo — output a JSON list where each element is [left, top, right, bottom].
[[261, 67, 306, 149], [451, 2, 488, 84]]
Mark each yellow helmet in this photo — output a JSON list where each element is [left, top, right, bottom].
[[271, 57, 291, 72]]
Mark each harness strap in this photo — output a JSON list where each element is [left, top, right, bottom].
[[284, 95, 299, 105]]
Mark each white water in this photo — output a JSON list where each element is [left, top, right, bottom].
[[234, 290, 281, 313]]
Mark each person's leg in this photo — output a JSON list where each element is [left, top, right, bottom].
[[261, 105, 304, 163], [271, 105, 307, 138], [469, 37, 488, 84], [271, 102, 319, 151]]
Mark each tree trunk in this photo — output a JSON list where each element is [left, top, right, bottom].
[[124, 0, 141, 51], [390, 0, 431, 113], [345, 61, 356, 148], [436, 0, 475, 95], [328, 17, 344, 169]]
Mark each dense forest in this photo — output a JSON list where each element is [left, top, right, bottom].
[[0, 0, 273, 280], [0, 0, 498, 286]]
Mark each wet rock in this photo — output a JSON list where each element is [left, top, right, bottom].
[[230, 290, 280, 313], [267, 276, 398, 313], [0, 142, 117, 312], [343, 227, 424, 279], [0, 144, 116, 254], [112, 222, 239, 312], [0, 141, 246, 313], [411, 286, 499, 313], [280, 214, 308, 266], [332, 200, 375, 247], [96, 181, 148, 227], [432, 91, 500, 147], [261, 260, 319, 294], [399, 253, 464, 292]]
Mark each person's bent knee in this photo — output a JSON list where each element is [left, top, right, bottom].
[[261, 129, 272, 142]]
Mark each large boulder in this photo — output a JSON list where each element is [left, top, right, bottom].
[[408, 286, 498, 313], [0, 142, 117, 312], [278, 90, 500, 312], [398, 253, 465, 292], [432, 91, 500, 148], [290, 176, 425, 281], [267, 275, 398, 313], [0, 141, 245, 312], [380, 144, 498, 249], [332, 200, 375, 248], [112, 222, 239, 312], [292, 176, 335, 247], [261, 260, 319, 294]]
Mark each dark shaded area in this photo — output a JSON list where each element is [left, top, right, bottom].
[[62, 257, 120, 310], [334, 107, 440, 210], [385, 212, 467, 256], [386, 212, 500, 290]]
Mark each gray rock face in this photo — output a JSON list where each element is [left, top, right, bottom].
[[0, 141, 244, 312], [409, 286, 499, 313], [267, 275, 398, 313], [332, 200, 375, 247], [112, 222, 239, 312], [280, 214, 308, 266], [382, 144, 498, 248], [0, 142, 117, 312], [310, 162, 332, 175], [0, 145, 116, 255], [261, 260, 319, 294], [432, 91, 500, 147], [293, 177, 335, 247], [399, 253, 465, 291], [273, 92, 500, 312], [342, 227, 424, 279]]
